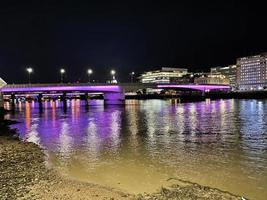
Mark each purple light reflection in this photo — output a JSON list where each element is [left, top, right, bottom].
[[6, 99, 267, 199]]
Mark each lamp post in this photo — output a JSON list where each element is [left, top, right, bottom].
[[87, 69, 93, 83], [60, 68, 65, 83], [110, 70, 116, 83], [190, 73, 194, 83], [26, 67, 33, 84], [130, 71, 135, 83]]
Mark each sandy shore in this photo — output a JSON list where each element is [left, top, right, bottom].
[[0, 120, 245, 200]]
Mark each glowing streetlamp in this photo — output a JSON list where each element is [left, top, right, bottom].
[[130, 71, 135, 83], [87, 69, 93, 83], [111, 69, 116, 76], [60, 68, 65, 83], [190, 73, 194, 83], [26, 67, 33, 84], [110, 70, 116, 83]]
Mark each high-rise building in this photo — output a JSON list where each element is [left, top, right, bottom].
[[139, 67, 188, 83], [237, 53, 267, 90], [211, 65, 237, 90]]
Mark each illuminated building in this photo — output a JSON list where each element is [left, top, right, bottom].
[[139, 67, 188, 83], [237, 53, 267, 90], [0, 78, 7, 109], [0, 78, 7, 88], [211, 65, 237, 90], [194, 73, 229, 85]]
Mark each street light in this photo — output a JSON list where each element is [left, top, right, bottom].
[[26, 67, 33, 84], [111, 69, 116, 76], [190, 73, 194, 83], [110, 70, 116, 83], [131, 71, 135, 83], [87, 69, 93, 83], [60, 68, 65, 83]]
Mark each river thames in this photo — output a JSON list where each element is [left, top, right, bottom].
[[4, 99, 267, 200]]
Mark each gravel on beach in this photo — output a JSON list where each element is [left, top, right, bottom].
[[0, 136, 132, 200]]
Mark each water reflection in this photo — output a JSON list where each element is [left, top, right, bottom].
[[5, 99, 267, 200]]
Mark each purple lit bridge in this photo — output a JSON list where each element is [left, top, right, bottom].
[[0, 83, 230, 105]]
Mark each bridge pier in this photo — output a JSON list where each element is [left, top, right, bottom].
[[84, 93, 89, 106], [104, 92, 125, 105], [60, 92, 67, 111], [11, 93, 16, 108], [37, 94, 43, 110], [201, 90, 206, 97], [0, 92, 4, 113]]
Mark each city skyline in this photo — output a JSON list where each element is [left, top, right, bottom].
[[1, 52, 266, 85]]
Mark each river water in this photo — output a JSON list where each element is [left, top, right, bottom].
[[4, 99, 267, 200]]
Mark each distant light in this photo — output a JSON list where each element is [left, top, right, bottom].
[[60, 68, 65, 74], [26, 67, 33, 73], [88, 69, 93, 74], [111, 79, 117, 84], [131, 71, 135, 75], [111, 70, 116, 75]]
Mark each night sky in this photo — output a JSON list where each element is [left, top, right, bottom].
[[0, 1, 266, 83]]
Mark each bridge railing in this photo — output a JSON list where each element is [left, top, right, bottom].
[[3, 83, 115, 88]]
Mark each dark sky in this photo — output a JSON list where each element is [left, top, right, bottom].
[[0, 0, 266, 83]]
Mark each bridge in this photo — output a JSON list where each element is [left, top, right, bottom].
[[0, 81, 230, 105]]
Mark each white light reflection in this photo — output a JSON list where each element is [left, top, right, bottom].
[[219, 99, 226, 129], [176, 105, 185, 135], [126, 103, 138, 136], [188, 103, 197, 135], [26, 123, 40, 145], [55, 100, 60, 107], [31, 101, 35, 108], [86, 120, 101, 163], [110, 110, 121, 151], [239, 100, 266, 152], [58, 121, 73, 156]]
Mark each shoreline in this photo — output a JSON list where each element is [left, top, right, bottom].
[[0, 136, 133, 200], [0, 120, 246, 200]]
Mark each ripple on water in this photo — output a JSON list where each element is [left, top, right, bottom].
[[5, 99, 267, 200]]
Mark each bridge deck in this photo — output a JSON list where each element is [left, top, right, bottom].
[[1, 83, 230, 93]]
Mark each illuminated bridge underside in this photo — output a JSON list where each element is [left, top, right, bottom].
[[1, 85, 124, 105], [1, 83, 230, 93], [1, 83, 230, 105], [1, 85, 121, 93]]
